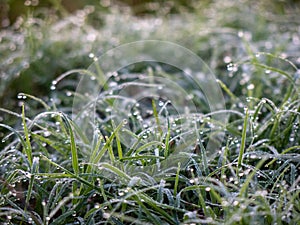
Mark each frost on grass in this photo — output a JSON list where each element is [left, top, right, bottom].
[[0, 0, 300, 224]]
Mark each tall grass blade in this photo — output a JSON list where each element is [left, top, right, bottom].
[[22, 104, 32, 166], [60, 113, 79, 175], [237, 108, 249, 170]]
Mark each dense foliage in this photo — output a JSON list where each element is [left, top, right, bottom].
[[0, 1, 299, 224]]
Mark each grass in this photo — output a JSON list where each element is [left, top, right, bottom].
[[0, 0, 300, 224]]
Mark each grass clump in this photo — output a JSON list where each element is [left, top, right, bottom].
[[1, 0, 300, 224]]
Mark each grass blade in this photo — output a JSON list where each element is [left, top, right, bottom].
[[60, 113, 79, 175], [22, 104, 32, 166], [237, 108, 249, 170]]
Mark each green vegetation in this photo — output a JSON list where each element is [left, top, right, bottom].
[[0, 1, 300, 224]]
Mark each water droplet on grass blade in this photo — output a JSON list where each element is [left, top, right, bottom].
[[227, 63, 238, 72], [43, 131, 51, 137], [265, 69, 271, 74], [17, 93, 27, 99], [66, 91, 72, 96], [247, 83, 255, 90], [25, 172, 31, 178], [189, 179, 195, 184], [233, 200, 239, 206]]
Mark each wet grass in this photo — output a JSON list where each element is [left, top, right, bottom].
[[0, 1, 300, 224]]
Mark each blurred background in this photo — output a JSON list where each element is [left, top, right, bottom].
[[1, 0, 300, 28], [1, 0, 202, 26]]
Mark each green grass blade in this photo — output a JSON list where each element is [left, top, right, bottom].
[[152, 99, 163, 136], [22, 104, 32, 166], [174, 162, 181, 196], [90, 120, 125, 166], [239, 158, 266, 197], [237, 108, 249, 170], [60, 113, 79, 175]]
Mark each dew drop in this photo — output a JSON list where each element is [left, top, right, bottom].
[[247, 83, 255, 90], [227, 63, 238, 72], [43, 131, 51, 137], [265, 69, 271, 74], [238, 31, 244, 38], [224, 55, 232, 63], [25, 172, 32, 178], [189, 179, 195, 184]]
